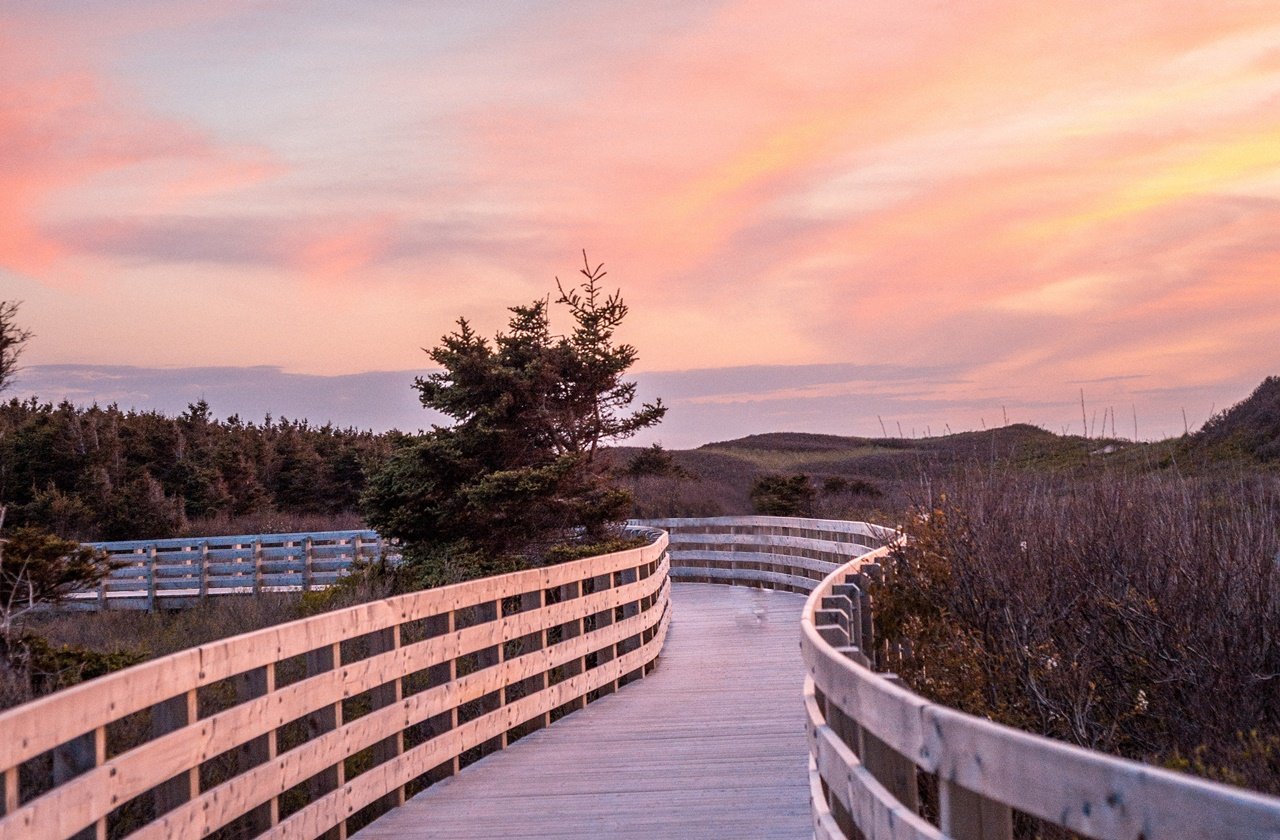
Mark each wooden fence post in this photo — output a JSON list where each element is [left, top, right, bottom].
[[861, 674, 919, 813], [939, 779, 1013, 840], [303, 535, 314, 592], [306, 642, 346, 840], [369, 625, 405, 810], [145, 545, 158, 611], [235, 663, 279, 832], [52, 728, 105, 839], [198, 540, 210, 601], [253, 538, 263, 595], [97, 564, 108, 611], [447, 610, 461, 775], [2, 765, 16, 818]]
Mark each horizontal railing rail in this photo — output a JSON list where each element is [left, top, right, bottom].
[[800, 540, 1280, 840], [25, 514, 1272, 840], [633, 516, 895, 593], [0, 531, 669, 840], [76, 516, 889, 610], [69, 530, 387, 610]]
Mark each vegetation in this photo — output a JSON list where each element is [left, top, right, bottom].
[[1197, 375, 1280, 462], [0, 397, 392, 541], [0, 300, 32, 394], [0, 304, 126, 707], [874, 466, 1280, 796], [749, 473, 816, 516], [4, 285, 1280, 802], [362, 255, 664, 586]]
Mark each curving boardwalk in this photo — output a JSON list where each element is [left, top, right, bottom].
[[354, 583, 811, 839], [15, 516, 1275, 840]]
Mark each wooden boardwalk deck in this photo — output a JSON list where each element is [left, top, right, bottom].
[[353, 583, 811, 839]]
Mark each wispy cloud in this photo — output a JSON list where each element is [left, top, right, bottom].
[[4, 1, 1279, 441]]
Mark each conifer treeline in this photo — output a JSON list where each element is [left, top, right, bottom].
[[0, 398, 394, 540]]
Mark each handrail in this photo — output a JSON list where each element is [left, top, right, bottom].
[[633, 516, 895, 593], [0, 532, 669, 839], [800, 541, 1280, 840], [70, 529, 385, 609], [19, 514, 1274, 839], [79, 517, 892, 610]]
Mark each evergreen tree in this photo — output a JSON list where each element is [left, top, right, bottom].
[[362, 255, 665, 581], [0, 301, 32, 395], [749, 473, 816, 517]]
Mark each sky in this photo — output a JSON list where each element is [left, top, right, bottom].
[[3, 1, 1279, 448]]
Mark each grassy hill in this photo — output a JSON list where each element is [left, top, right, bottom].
[[614, 375, 1280, 521], [1194, 376, 1280, 462], [612, 423, 1125, 519]]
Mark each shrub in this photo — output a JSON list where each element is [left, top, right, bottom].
[[749, 473, 816, 516], [875, 467, 1280, 793]]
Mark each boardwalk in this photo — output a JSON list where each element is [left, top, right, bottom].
[[354, 583, 811, 839]]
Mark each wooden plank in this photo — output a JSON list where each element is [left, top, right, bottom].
[[352, 585, 806, 840], [800, 536, 1280, 840], [125, 590, 671, 840], [0, 534, 668, 773], [939, 779, 1012, 840], [151, 690, 199, 816]]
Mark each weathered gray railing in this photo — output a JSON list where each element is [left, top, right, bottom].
[[80, 516, 885, 611], [633, 515, 893, 593], [69, 530, 385, 610], [801, 542, 1280, 840], [0, 532, 668, 839]]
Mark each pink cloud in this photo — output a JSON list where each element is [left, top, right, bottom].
[[0, 19, 279, 283]]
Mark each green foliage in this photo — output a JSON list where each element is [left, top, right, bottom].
[[363, 255, 665, 578], [0, 526, 112, 610], [748, 473, 816, 516], [543, 535, 648, 565], [625, 443, 692, 478], [0, 523, 128, 702], [1197, 375, 1280, 462], [396, 540, 532, 590], [10, 633, 146, 695], [0, 300, 32, 395], [0, 397, 393, 540]]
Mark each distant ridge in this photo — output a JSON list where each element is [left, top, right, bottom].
[[700, 423, 1066, 455], [700, 432, 896, 452]]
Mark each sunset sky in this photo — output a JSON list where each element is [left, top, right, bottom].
[[4, 1, 1279, 447]]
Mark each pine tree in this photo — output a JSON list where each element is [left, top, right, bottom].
[[362, 255, 665, 582]]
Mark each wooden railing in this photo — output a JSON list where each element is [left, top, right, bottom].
[[800, 542, 1280, 840], [15, 514, 1279, 839], [633, 516, 894, 593], [77, 516, 888, 611], [68, 530, 386, 610], [0, 532, 669, 840]]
